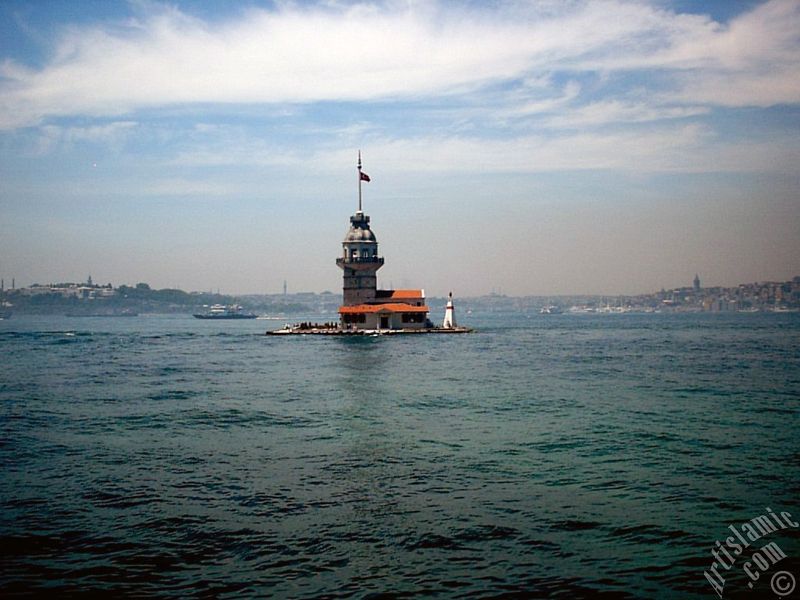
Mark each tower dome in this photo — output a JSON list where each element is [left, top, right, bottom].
[[337, 210, 384, 306], [344, 216, 377, 243]]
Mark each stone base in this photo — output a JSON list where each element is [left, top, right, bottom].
[[266, 325, 473, 336]]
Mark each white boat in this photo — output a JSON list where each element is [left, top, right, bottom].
[[540, 305, 562, 314], [193, 304, 257, 319]]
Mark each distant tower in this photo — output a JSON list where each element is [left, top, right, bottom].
[[88, 274, 93, 287], [283, 280, 287, 296], [336, 153, 383, 306], [693, 274, 701, 292], [442, 292, 457, 329]]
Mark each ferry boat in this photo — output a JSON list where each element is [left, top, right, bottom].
[[193, 304, 257, 319]]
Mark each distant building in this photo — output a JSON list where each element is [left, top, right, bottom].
[[693, 274, 701, 293], [16, 281, 115, 300]]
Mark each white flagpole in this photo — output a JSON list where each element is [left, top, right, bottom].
[[358, 150, 363, 212]]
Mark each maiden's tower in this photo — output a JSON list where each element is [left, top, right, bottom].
[[336, 154, 430, 331], [268, 154, 469, 335]]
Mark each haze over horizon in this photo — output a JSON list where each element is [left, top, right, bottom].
[[1, 0, 798, 297]]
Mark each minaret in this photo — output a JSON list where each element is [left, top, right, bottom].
[[336, 153, 384, 306], [442, 292, 457, 328]]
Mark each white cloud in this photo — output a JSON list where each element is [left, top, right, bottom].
[[360, 126, 713, 173], [583, 0, 800, 106], [162, 123, 798, 175], [0, 2, 533, 127], [505, 81, 583, 117], [667, 0, 800, 106], [47, 121, 137, 143], [670, 64, 800, 107], [31, 121, 137, 154], [0, 1, 798, 129], [541, 101, 708, 128]]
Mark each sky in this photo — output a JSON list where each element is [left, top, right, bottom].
[[0, 0, 798, 297]]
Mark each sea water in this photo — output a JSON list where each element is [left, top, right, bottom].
[[1, 312, 798, 598]]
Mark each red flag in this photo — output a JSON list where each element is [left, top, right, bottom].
[[360, 171, 370, 182]]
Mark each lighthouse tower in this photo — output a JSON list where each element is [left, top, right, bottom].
[[442, 292, 457, 329], [336, 153, 384, 306]]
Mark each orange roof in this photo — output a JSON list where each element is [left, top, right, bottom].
[[375, 289, 424, 299], [339, 303, 429, 314]]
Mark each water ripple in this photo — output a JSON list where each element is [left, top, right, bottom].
[[1, 313, 798, 598]]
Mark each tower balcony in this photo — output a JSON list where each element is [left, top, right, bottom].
[[336, 256, 384, 270]]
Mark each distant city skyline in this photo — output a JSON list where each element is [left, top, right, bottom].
[[1, 1, 798, 296], [3, 272, 799, 304]]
